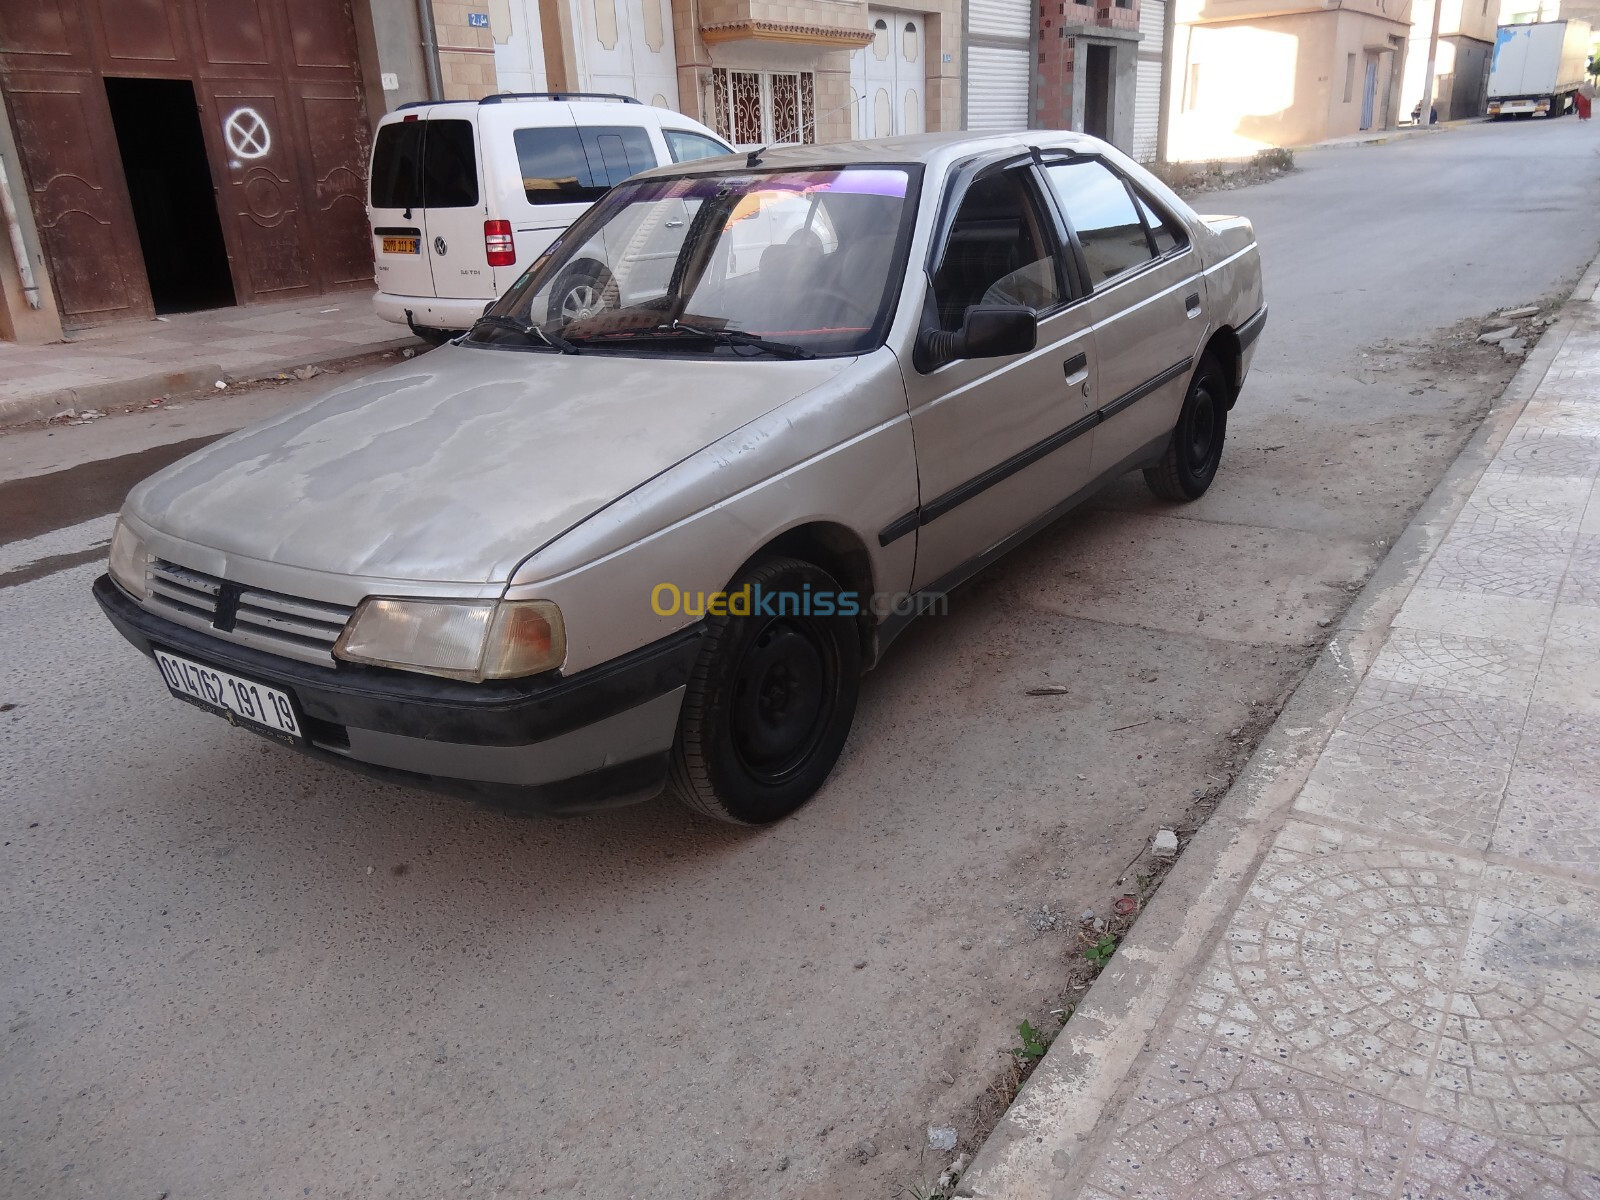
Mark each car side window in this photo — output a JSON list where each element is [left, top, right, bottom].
[[1044, 159, 1153, 284], [1135, 193, 1185, 256], [664, 129, 731, 163], [514, 125, 659, 205], [931, 168, 1060, 331]]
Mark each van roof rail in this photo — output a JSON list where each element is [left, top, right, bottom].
[[478, 91, 642, 105]]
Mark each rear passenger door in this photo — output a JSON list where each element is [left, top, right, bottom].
[[1039, 156, 1204, 478], [507, 121, 660, 276], [901, 161, 1098, 590]]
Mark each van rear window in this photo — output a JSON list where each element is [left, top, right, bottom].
[[513, 126, 657, 205], [369, 118, 479, 209]]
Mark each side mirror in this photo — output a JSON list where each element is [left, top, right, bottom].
[[482, 300, 496, 317], [915, 304, 1037, 372]]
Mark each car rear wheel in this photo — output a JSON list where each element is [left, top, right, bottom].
[[1144, 353, 1229, 501], [547, 260, 617, 326], [668, 557, 861, 825]]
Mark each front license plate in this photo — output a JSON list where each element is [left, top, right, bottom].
[[154, 649, 304, 744], [382, 236, 419, 254]]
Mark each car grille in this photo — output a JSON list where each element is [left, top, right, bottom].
[[146, 560, 355, 666]]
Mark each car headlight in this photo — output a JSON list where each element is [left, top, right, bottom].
[[108, 519, 151, 600], [332, 597, 566, 682]]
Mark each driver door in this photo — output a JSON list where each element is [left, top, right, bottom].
[[900, 162, 1099, 591]]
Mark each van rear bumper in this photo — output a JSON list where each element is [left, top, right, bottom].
[[374, 291, 492, 332]]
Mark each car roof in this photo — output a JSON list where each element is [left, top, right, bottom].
[[628, 130, 1102, 178]]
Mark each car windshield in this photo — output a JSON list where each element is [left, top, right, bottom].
[[466, 165, 918, 358]]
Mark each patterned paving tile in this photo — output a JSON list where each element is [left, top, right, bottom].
[[1338, 680, 1526, 767], [1562, 536, 1600, 609], [1518, 401, 1600, 439], [1485, 436, 1600, 482], [1418, 541, 1572, 602], [1393, 590, 1556, 643], [1171, 822, 1481, 1105], [1367, 630, 1543, 700], [1460, 478, 1593, 537], [1295, 732, 1510, 850], [1080, 1039, 1416, 1199], [1517, 702, 1600, 781], [1492, 767, 1600, 878], [1426, 866, 1600, 1165], [1399, 1116, 1600, 1198]]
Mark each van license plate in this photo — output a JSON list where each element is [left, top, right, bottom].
[[382, 236, 419, 254], [154, 649, 304, 744]]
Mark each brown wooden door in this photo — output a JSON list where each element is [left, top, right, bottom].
[[0, 0, 374, 321], [0, 3, 154, 322]]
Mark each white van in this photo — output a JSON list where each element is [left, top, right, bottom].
[[367, 92, 730, 340]]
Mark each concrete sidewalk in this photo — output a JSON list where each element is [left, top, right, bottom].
[[0, 291, 419, 427], [962, 262, 1600, 1198]]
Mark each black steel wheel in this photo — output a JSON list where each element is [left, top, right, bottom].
[[1144, 353, 1230, 501], [669, 557, 861, 824]]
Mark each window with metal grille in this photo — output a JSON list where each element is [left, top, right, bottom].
[[710, 68, 817, 145]]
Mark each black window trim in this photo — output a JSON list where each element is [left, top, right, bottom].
[[1036, 151, 1195, 294], [921, 152, 1087, 340]]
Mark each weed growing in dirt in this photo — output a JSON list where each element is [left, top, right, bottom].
[[1084, 935, 1117, 967], [1013, 1020, 1049, 1061]]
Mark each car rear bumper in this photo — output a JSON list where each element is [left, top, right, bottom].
[[373, 291, 493, 332], [94, 574, 702, 814]]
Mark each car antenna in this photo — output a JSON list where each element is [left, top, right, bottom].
[[746, 145, 767, 167]]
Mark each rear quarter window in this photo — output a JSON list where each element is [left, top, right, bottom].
[[663, 129, 730, 163], [514, 125, 658, 205]]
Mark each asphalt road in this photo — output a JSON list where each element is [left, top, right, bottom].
[[4, 118, 1599, 1200]]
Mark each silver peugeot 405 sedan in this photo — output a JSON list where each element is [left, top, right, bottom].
[[96, 132, 1265, 825]]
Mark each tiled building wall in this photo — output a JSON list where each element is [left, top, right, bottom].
[[432, 0, 499, 99]]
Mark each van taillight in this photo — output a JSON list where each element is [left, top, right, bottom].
[[484, 220, 515, 267]]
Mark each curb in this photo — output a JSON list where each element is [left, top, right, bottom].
[[955, 263, 1596, 1198], [0, 334, 421, 430]]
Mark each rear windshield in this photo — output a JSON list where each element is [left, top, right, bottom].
[[369, 118, 479, 209], [513, 125, 658, 206]]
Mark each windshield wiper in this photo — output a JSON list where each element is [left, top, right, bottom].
[[471, 313, 578, 354], [667, 320, 815, 361]]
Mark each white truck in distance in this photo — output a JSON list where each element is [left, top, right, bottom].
[[1487, 19, 1592, 118]]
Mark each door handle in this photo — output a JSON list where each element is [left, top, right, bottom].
[[1184, 292, 1202, 318], [1062, 351, 1089, 386]]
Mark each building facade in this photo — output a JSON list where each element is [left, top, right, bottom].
[[1166, 0, 1414, 159], [431, 0, 965, 144], [1401, 0, 1497, 120]]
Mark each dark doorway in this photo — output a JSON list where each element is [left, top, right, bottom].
[[104, 77, 236, 314], [1083, 44, 1112, 141]]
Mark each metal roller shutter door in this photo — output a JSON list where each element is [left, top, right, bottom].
[[1133, 0, 1165, 161], [967, 45, 1031, 130]]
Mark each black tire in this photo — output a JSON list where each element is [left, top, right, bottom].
[[412, 326, 461, 347], [1144, 353, 1230, 501], [668, 557, 862, 824], [546, 260, 616, 326]]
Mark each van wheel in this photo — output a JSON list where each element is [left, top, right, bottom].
[[669, 557, 861, 825], [1144, 354, 1229, 501], [548, 260, 617, 325], [412, 327, 461, 347]]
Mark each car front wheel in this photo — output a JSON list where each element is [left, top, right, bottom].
[[668, 557, 861, 824], [1144, 353, 1229, 501]]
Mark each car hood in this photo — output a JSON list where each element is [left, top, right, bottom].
[[127, 345, 852, 586]]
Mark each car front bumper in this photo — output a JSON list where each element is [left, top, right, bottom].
[[94, 574, 701, 814]]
